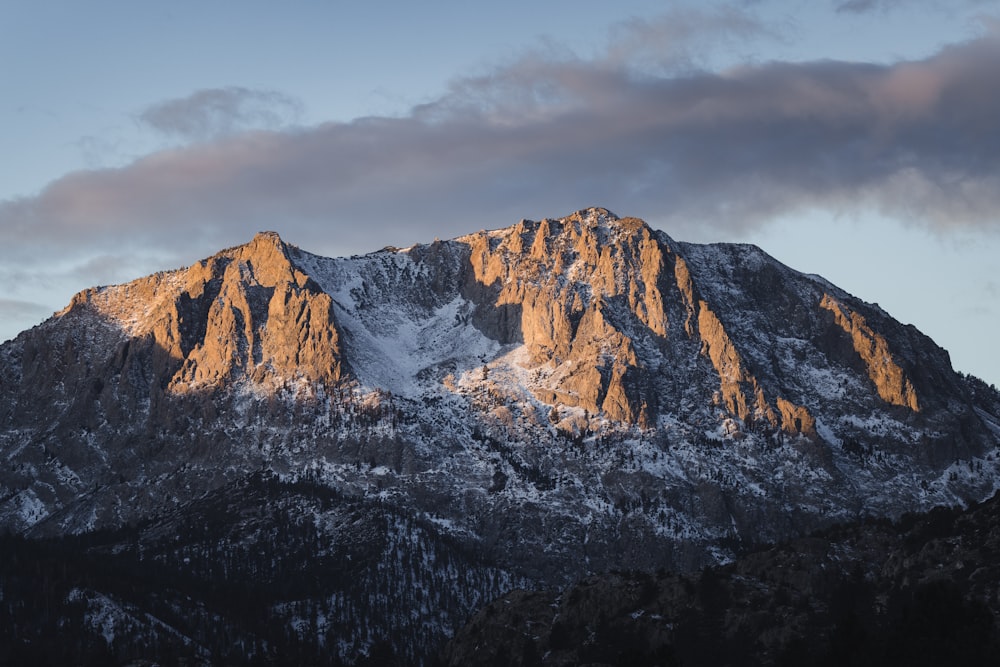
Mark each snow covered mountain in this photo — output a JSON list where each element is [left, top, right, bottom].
[[1, 207, 999, 663]]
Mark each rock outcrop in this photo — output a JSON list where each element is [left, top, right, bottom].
[[458, 209, 941, 442], [462, 210, 672, 425], [820, 293, 920, 411], [61, 231, 348, 395]]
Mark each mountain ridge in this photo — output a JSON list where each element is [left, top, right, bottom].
[[1, 207, 998, 663], [3, 206, 997, 536]]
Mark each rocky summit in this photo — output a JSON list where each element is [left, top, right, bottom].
[[1, 207, 999, 664]]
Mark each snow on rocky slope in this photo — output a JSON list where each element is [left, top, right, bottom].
[[1, 207, 998, 662]]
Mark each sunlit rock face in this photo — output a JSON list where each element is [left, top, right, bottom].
[[819, 293, 920, 411], [457, 208, 977, 450], [0, 207, 997, 627], [53, 230, 347, 395], [462, 211, 671, 426]]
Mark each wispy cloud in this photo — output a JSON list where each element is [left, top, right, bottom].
[[834, 0, 900, 13], [834, 0, 993, 14], [1, 12, 999, 271], [139, 87, 303, 141], [605, 6, 779, 72]]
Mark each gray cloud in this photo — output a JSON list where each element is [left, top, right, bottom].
[[835, 0, 992, 13], [139, 87, 303, 141], [2, 17, 1000, 272], [835, 0, 898, 12], [0, 298, 54, 331]]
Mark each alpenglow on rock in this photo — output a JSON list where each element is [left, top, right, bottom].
[[0, 208, 998, 661]]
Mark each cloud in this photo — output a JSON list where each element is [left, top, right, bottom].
[[0, 298, 53, 327], [2, 14, 1000, 273], [139, 87, 303, 141], [834, 0, 898, 12], [605, 6, 779, 72], [834, 0, 992, 13]]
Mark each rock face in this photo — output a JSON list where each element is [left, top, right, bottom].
[[820, 293, 920, 411], [0, 207, 998, 664], [457, 210, 978, 444], [463, 212, 670, 425], [59, 230, 347, 394]]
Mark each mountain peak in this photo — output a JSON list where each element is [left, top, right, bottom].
[[552, 206, 653, 241], [252, 230, 283, 243], [246, 230, 287, 257], [51, 227, 347, 395], [158, 229, 346, 392], [568, 205, 619, 223], [220, 230, 298, 286]]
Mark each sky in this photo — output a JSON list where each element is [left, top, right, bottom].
[[2, 0, 999, 387]]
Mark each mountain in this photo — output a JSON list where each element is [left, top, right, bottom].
[[1, 207, 998, 664]]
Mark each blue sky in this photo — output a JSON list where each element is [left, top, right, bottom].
[[2, 0, 999, 387]]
